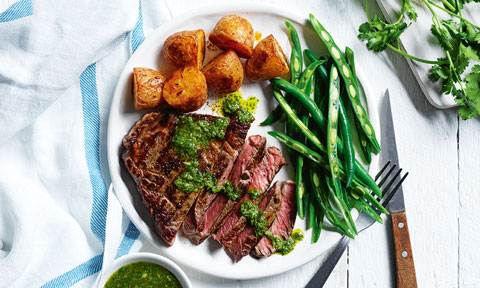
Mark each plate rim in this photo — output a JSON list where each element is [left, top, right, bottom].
[[107, 2, 380, 280]]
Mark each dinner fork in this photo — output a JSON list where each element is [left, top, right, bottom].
[[305, 161, 408, 288]]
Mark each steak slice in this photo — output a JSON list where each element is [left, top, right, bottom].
[[192, 114, 250, 232], [214, 146, 286, 244], [252, 181, 297, 258], [182, 135, 266, 244], [122, 112, 228, 246], [227, 181, 282, 262]]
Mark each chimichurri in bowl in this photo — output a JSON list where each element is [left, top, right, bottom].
[[97, 252, 191, 288], [104, 261, 182, 288]]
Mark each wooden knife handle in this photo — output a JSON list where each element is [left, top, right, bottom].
[[391, 211, 417, 288]]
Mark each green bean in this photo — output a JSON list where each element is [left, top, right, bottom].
[[294, 74, 315, 220], [363, 190, 389, 214], [261, 20, 302, 126], [269, 130, 369, 196], [345, 46, 373, 162], [307, 193, 315, 230], [325, 175, 357, 235], [309, 167, 353, 238], [271, 88, 381, 197], [304, 52, 364, 189], [271, 78, 327, 130], [309, 14, 381, 153], [354, 115, 372, 164], [286, 20, 303, 83], [338, 97, 355, 187], [326, 65, 343, 198], [312, 201, 324, 243], [271, 88, 328, 153], [352, 197, 383, 224]]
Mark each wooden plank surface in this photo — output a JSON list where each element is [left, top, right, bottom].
[[138, 0, 474, 287]]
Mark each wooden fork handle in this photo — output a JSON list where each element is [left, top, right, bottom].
[[391, 211, 417, 288]]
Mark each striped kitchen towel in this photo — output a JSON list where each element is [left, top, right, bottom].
[[0, 0, 172, 287]]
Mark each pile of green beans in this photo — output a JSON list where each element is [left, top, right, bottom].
[[263, 17, 384, 242]]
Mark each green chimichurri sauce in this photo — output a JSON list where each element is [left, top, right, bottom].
[[266, 229, 304, 256], [248, 189, 261, 200], [220, 91, 258, 123], [104, 261, 182, 288], [219, 181, 242, 201], [172, 115, 229, 160], [174, 161, 216, 194], [240, 201, 268, 237], [172, 115, 229, 194]]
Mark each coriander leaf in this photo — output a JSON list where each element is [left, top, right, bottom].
[[401, 0, 418, 21], [358, 15, 408, 52], [458, 65, 480, 119]]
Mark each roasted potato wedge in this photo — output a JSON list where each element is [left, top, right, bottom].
[[163, 29, 205, 69], [163, 66, 207, 112], [132, 67, 166, 110], [202, 49, 243, 93], [245, 34, 290, 82], [209, 15, 254, 58]]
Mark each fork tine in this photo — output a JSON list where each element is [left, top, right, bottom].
[[382, 168, 402, 197], [377, 164, 397, 189], [381, 172, 409, 207], [375, 161, 391, 181]]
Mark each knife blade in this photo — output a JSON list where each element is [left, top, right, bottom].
[[381, 90, 405, 214], [381, 89, 417, 288]]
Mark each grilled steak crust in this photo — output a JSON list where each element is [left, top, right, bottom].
[[227, 181, 282, 262], [252, 181, 297, 258], [182, 135, 266, 244], [214, 147, 286, 245], [192, 114, 251, 232], [122, 112, 227, 246]]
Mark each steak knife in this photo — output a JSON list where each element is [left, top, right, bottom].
[[381, 90, 418, 288]]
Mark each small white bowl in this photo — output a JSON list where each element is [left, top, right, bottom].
[[97, 252, 192, 288]]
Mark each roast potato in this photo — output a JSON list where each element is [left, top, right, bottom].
[[202, 49, 243, 93], [209, 15, 254, 58], [163, 29, 205, 69], [163, 65, 207, 112], [132, 67, 165, 110], [245, 34, 290, 82]]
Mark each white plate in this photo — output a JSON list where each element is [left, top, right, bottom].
[[107, 3, 380, 280]]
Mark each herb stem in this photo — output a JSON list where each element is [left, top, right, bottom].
[[365, 0, 371, 22], [425, 0, 479, 29], [439, 0, 456, 13], [386, 43, 444, 64], [446, 51, 465, 92]]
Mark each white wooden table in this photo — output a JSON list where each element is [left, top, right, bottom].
[[142, 0, 480, 287]]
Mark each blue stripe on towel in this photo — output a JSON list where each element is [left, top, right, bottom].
[[0, 0, 33, 22], [80, 63, 109, 245], [41, 254, 103, 288], [113, 0, 145, 258], [41, 63, 109, 287], [130, 0, 145, 53], [42, 0, 146, 284], [115, 221, 141, 259]]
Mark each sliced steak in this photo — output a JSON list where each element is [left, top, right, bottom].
[[252, 181, 297, 258], [191, 114, 250, 232], [182, 135, 266, 244], [214, 146, 286, 244], [123, 112, 229, 246], [227, 181, 282, 262]]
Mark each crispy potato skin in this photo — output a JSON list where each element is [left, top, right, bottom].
[[209, 15, 254, 58], [245, 34, 290, 82], [202, 49, 243, 93], [163, 66, 207, 112], [133, 67, 166, 110], [163, 29, 205, 69]]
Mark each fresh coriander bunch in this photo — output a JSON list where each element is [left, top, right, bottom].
[[358, 0, 480, 119]]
